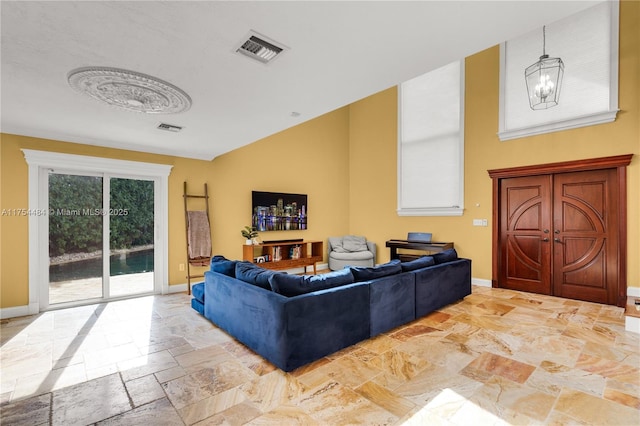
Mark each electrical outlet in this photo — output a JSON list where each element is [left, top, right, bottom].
[[179, 263, 185, 271]]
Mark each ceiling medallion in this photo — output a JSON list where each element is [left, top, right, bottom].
[[67, 67, 192, 114]]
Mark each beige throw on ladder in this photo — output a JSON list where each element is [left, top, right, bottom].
[[187, 210, 211, 265]]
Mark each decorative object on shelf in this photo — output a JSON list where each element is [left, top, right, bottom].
[[67, 67, 192, 114], [525, 26, 564, 110], [241, 225, 259, 245], [290, 245, 301, 260], [273, 246, 282, 262]]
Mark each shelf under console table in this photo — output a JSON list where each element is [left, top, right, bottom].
[[242, 240, 323, 274], [385, 240, 454, 261]]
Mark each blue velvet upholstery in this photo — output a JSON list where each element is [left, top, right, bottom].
[[351, 259, 401, 281], [192, 282, 205, 304], [235, 261, 281, 290], [204, 270, 369, 371], [413, 258, 471, 317], [194, 253, 472, 372], [400, 255, 435, 272], [432, 248, 458, 264], [368, 272, 415, 336], [191, 298, 204, 315], [210, 255, 237, 277], [269, 268, 354, 297]]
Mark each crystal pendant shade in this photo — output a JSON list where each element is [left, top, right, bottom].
[[525, 26, 564, 110]]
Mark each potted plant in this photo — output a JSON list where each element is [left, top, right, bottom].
[[241, 226, 259, 245]]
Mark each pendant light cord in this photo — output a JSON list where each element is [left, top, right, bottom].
[[542, 25, 546, 56]]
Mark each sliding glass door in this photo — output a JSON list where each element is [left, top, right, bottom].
[[109, 177, 154, 297], [48, 172, 155, 306], [48, 174, 104, 304]]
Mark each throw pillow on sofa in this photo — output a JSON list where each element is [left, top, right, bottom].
[[210, 255, 237, 277], [432, 248, 458, 264], [235, 261, 281, 290], [269, 268, 355, 297], [351, 259, 401, 281], [400, 255, 435, 272]]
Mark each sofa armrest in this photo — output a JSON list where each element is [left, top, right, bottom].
[[204, 271, 289, 364], [413, 258, 471, 318], [366, 241, 377, 262]]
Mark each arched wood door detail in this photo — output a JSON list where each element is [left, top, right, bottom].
[[489, 155, 632, 307], [500, 175, 552, 295], [553, 169, 618, 304]]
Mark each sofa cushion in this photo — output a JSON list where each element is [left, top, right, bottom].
[[351, 259, 401, 281], [210, 255, 237, 277], [191, 298, 205, 315], [235, 261, 279, 290], [343, 235, 368, 252], [269, 268, 355, 297], [329, 250, 374, 261], [400, 256, 435, 272], [432, 248, 458, 264], [191, 282, 205, 303]]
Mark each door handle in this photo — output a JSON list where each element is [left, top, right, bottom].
[[554, 238, 562, 243], [542, 238, 549, 242]]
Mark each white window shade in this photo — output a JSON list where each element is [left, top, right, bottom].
[[499, 1, 618, 140], [398, 61, 464, 216]]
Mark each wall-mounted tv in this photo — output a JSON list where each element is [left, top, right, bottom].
[[252, 191, 307, 232]]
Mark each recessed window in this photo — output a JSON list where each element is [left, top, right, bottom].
[[499, 1, 619, 140], [398, 60, 465, 216]]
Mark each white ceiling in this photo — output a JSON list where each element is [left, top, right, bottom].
[[1, 1, 601, 160]]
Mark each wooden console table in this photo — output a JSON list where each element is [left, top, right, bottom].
[[385, 240, 454, 261], [243, 240, 323, 274]]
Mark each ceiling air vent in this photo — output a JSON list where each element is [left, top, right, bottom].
[[157, 123, 183, 132], [235, 31, 287, 64]]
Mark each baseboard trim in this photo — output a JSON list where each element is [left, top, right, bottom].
[[627, 287, 640, 298], [472, 278, 492, 288], [0, 303, 38, 320], [169, 283, 189, 294], [626, 315, 640, 334]]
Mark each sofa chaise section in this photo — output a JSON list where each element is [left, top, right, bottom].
[[413, 258, 471, 317]]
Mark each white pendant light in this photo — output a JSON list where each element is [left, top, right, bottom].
[[525, 26, 565, 110]]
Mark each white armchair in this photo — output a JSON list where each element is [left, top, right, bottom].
[[327, 235, 376, 271]]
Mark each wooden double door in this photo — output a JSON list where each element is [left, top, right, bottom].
[[489, 156, 631, 307]]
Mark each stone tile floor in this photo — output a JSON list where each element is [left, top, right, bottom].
[[1, 286, 639, 425]]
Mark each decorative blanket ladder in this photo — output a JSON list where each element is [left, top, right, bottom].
[[183, 182, 211, 295]]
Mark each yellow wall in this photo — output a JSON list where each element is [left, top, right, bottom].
[[208, 106, 351, 260], [349, 0, 639, 286], [1, 1, 638, 310], [0, 107, 351, 309], [0, 135, 214, 307]]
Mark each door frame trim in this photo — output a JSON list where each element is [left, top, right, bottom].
[[488, 154, 633, 307], [22, 149, 173, 313]]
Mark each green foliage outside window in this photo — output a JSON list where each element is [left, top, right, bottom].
[[48, 175, 154, 257]]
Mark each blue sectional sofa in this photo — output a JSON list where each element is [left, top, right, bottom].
[[191, 249, 471, 371]]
